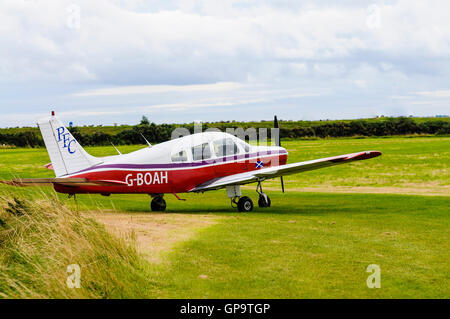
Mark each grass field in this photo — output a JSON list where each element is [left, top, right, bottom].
[[0, 136, 449, 298], [1, 136, 449, 194]]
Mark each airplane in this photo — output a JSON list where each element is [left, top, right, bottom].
[[1, 112, 382, 212]]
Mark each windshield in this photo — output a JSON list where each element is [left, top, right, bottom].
[[213, 138, 240, 157], [192, 143, 212, 161]]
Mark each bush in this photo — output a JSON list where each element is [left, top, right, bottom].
[[0, 117, 448, 147]]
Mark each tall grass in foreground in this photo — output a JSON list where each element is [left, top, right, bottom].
[[0, 192, 154, 299]]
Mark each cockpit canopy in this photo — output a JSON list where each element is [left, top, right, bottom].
[[170, 132, 251, 163], [109, 132, 254, 165]]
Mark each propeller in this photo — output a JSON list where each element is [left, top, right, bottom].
[[274, 116, 285, 193]]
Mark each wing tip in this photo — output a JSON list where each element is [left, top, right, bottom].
[[365, 150, 382, 159], [350, 150, 382, 161], [330, 150, 382, 163]]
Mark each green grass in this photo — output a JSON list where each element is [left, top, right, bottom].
[[1, 136, 449, 192], [1, 190, 447, 298], [0, 136, 449, 298], [273, 136, 450, 190], [149, 192, 449, 298]]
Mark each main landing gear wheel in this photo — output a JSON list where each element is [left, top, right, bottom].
[[151, 196, 166, 212], [237, 196, 254, 212]]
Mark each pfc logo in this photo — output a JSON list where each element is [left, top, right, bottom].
[[56, 126, 77, 154]]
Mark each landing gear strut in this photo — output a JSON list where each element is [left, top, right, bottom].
[[151, 195, 166, 212], [256, 181, 271, 208]]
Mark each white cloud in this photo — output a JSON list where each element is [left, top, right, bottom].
[[1, 0, 450, 126], [74, 82, 244, 96], [416, 90, 450, 98], [1, 0, 449, 85]]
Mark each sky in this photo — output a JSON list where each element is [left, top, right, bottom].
[[0, 0, 449, 127]]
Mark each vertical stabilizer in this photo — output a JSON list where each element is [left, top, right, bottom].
[[37, 113, 102, 177]]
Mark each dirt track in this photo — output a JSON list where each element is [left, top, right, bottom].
[[90, 212, 221, 263], [250, 185, 450, 196]]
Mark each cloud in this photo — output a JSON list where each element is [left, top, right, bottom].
[[73, 82, 245, 96], [2, 0, 450, 86], [137, 91, 323, 111], [0, 87, 324, 125], [416, 90, 450, 98], [1, 0, 450, 126]]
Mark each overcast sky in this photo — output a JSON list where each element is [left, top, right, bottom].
[[1, 0, 449, 127]]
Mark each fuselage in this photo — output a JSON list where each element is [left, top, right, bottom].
[[54, 132, 288, 195]]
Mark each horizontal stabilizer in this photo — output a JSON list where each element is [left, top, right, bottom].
[[44, 163, 54, 170], [0, 178, 127, 187]]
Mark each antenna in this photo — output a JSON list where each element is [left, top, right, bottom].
[[110, 141, 122, 155], [140, 133, 152, 148]]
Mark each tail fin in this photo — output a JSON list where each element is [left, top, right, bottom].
[[38, 113, 102, 177]]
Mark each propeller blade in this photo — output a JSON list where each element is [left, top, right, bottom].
[[275, 115, 284, 192], [274, 115, 281, 147]]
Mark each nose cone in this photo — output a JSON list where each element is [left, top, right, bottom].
[[276, 146, 288, 155], [276, 146, 288, 165]]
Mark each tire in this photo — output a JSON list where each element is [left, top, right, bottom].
[[258, 195, 271, 208], [151, 197, 167, 212], [237, 196, 254, 212]]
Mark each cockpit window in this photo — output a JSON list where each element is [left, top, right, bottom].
[[237, 140, 251, 153], [171, 150, 188, 162], [192, 143, 212, 161], [213, 138, 240, 157]]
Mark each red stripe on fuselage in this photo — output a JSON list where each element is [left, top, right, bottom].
[[53, 154, 288, 194]]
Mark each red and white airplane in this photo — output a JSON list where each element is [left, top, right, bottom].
[[2, 112, 381, 212]]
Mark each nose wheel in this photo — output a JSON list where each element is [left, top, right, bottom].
[[258, 194, 271, 208], [256, 181, 271, 208], [151, 195, 166, 212]]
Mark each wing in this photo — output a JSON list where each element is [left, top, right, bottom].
[[190, 150, 381, 192], [0, 178, 127, 187]]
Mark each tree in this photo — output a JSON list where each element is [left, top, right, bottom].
[[140, 116, 150, 125]]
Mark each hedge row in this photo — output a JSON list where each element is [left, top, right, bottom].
[[0, 117, 449, 148]]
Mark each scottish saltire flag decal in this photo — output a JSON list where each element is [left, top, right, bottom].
[[256, 161, 264, 168]]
